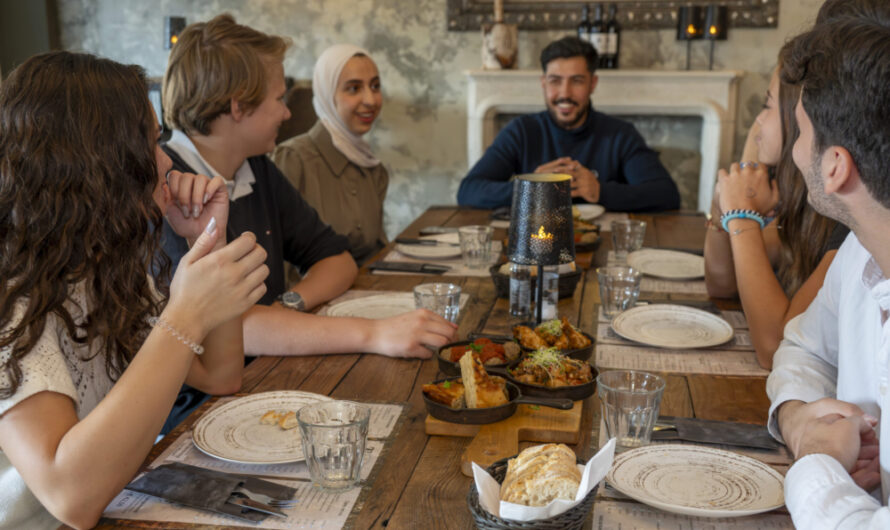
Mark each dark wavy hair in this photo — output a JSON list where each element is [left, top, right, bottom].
[[0, 52, 170, 398], [774, 45, 839, 294]]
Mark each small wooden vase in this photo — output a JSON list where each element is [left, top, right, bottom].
[[482, 22, 518, 69]]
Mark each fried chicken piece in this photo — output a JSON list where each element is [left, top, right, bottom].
[[561, 317, 591, 349], [513, 325, 548, 349], [551, 333, 570, 349]]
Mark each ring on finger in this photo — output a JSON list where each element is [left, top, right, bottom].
[[739, 161, 759, 169]]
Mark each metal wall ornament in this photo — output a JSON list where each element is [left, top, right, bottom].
[[447, 0, 778, 32]]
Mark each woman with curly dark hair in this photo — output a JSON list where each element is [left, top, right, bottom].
[[0, 52, 268, 529]]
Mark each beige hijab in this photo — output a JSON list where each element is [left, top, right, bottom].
[[312, 44, 380, 168]]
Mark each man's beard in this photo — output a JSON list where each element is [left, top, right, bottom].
[[547, 98, 590, 130], [802, 154, 851, 227]]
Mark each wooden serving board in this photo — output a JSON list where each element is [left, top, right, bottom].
[[425, 401, 583, 476]]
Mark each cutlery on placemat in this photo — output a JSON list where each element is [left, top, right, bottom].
[[395, 238, 460, 247], [368, 261, 450, 274], [652, 416, 782, 450], [227, 492, 288, 518]]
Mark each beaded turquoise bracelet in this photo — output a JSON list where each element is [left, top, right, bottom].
[[720, 209, 765, 232]]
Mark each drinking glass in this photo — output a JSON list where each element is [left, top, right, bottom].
[[610, 220, 647, 263], [597, 370, 665, 452], [414, 283, 461, 323], [297, 400, 370, 491], [597, 266, 641, 319], [458, 225, 494, 269]]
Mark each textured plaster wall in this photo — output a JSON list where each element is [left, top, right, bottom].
[[57, 0, 825, 236]]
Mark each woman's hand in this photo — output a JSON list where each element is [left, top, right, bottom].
[[368, 309, 458, 358], [717, 163, 779, 215], [166, 171, 229, 248], [165, 219, 269, 340]]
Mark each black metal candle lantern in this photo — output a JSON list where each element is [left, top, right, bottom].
[[507, 174, 576, 324], [704, 5, 729, 70], [676, 6, 703, 70]]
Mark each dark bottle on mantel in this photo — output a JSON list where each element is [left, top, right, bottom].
[[590, 4, 607, 67], [577, 5, 592, 44], [605, 3, 621, 69]]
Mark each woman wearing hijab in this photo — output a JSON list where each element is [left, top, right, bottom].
[[273, 44, 387, 265]]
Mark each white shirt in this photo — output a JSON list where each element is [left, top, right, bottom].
[[767, 233, 890, 528], [166, 130, 256, 201]]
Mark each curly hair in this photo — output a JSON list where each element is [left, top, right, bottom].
[[0, 52, 170, 398]]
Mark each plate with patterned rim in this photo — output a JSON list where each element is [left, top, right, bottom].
[[395, 234, 463, 260], [575, 203, 606, 220], [610, 304, 733, 349], [607, 444, 785, 518], [192, 391, 332, 464], [326, 293, 416, 320], [627, 248, 705, 280]]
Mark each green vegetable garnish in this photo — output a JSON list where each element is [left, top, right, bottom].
[[536, 319, 562, 337], [530, 405, 541, 410], [443, 380, 451, 389], [469, 342, 483, 352]]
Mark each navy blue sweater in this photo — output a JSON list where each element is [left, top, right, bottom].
[[457, 109, 680, 211]]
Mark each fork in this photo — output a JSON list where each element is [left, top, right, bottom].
[[234, 486, 298, 508]]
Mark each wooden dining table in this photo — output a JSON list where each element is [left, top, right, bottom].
[[96, 206, 785, 529]]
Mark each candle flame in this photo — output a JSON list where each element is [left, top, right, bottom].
[[530, 225, 553, 241]]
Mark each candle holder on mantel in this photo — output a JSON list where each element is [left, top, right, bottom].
[[482, 0, 518, 69], [507, 174, 575, 324], [676, 6, 704, 70]]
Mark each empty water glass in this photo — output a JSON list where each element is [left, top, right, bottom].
[[458, 225, 494, 269], [414, 283, 461, 323], [597, 370, 665, 452], [597, 266, 641, 319], [610, 220, 646, 263], [297, 400, 370, 491]]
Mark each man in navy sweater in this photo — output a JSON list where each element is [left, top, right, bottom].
[[457, 37, 680, 211]]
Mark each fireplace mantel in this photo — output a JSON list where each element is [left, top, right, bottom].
[[465, 69, 744, 212]]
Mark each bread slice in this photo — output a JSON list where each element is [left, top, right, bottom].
[[422, 380, 466, 409], [279, 411, 298, 430], [459, 352, 508, 409], [260, 410, 282, 425], [499, 443, 580, 506]]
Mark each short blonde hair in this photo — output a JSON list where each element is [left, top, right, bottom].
[[162, 14, 291, 135]]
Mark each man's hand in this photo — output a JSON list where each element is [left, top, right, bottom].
[[778, 398, 875, 457], [797, 413, 875, 473], [368, 309, 458, 358], [850, 426, 881, 491], [534, 157, 600, 203]]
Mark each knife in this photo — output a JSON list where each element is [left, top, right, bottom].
[[652, 416, 782, 450], [227, 493, 288, 518], [395, 238, 460, 247], [368, 261, 450, 274]]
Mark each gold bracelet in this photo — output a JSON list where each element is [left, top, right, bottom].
[[148, 316, 204, 355]]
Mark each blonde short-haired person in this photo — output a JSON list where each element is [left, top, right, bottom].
[[272, 44, 387, 265], [159, 15, 457, 430]]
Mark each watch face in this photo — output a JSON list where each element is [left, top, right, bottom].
[[282, 292, 301, 305]]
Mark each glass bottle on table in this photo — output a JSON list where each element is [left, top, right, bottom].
[[509, 262, 531, 320], [541, 265, 559, 320], [605, 4, 621, 69]]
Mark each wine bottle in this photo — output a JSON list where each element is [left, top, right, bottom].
[[605, 4, 621, 69], [590, 4, 607, 68], [577, 5, 592, 44]]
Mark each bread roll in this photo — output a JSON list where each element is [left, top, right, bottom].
[[499, 443, 580, 506]]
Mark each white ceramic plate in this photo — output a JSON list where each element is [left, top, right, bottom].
[[607, 444, 785, 518], [575, 203, 606, 220], [610, 304, 733, 349], [395, 233, 462, 260], [326, 293, 416, 320], [192, 391, 332, 464], [627, 248, 705, 280]]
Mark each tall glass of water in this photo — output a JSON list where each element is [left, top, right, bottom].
[[597, 370, 665, 452], [610, 220, 646, 263]]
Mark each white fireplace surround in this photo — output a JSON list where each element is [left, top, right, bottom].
[[465, 69, 744, 212]]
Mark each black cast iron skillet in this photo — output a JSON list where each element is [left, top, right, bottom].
[[503, 361, 598, 401], [423, 377, 573, 425], [513, 322, 596, 362]]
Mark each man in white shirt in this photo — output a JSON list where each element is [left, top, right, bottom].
[[764, 17, 890, 528]]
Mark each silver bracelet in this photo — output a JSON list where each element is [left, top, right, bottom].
[[148, 316, 204, 355]]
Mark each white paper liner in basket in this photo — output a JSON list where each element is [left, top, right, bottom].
[[471, 438, 616, 521]]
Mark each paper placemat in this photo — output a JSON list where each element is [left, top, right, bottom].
[[596, 212, 631, 230], [640, 277, 708, 295], [595, 343, 768, 377], [596, 322, 754, 352], [103, 399, 404, 527], [591, 499, 792, 528], [374, 241, 502, 277]]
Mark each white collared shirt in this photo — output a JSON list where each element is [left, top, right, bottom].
[[767, 232, 890, 528], [165, 130, 255, 201]]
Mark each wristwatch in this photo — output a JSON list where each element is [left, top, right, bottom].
[[278, 291, 306, 312]]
